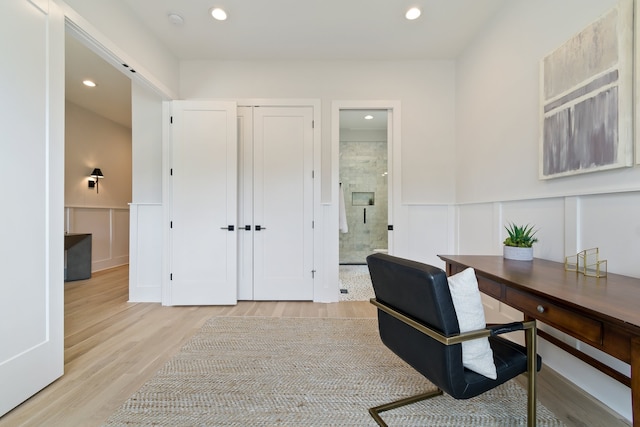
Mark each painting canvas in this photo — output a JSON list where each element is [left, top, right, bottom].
[[540, 0, 633, 179]]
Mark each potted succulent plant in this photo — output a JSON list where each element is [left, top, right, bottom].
[[503, 223, 538, 261]]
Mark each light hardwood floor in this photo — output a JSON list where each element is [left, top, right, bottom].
[[0, 265, 630, 426]]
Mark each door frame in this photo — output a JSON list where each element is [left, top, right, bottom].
[[329, 100, 401, 302]]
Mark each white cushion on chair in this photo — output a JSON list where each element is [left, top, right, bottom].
[[447, 267, 497, 380]]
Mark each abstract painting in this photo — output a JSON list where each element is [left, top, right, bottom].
[[540, 0, 633, 179]]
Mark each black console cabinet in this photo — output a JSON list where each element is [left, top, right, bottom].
[[64, 233, 92, 281]]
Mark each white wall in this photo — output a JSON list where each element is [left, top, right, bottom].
[[180, 60, 457, 206], [65, 101, 132, 207], [131, 85, 163, 203], [455, 0, 638, 420], [456, 0, 640, 203], [129, 82, 164, 302]]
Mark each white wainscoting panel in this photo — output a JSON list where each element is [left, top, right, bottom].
[[579, 192, 640, 277], [457, 203, 500, 254], [65, 206, 129, 273], [129, 203, 162, 302], [499, 198, 565, 262], [112, 209, 130, 265]]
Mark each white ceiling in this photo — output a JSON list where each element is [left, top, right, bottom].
[[340, 110, 388, 131], [65, 0, 507, 128], [119, 0, 507, 61], [66, 33, 132, 128]]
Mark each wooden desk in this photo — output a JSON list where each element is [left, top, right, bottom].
[[439, 255, 640, 426]]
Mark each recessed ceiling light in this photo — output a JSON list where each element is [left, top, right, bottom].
[[168, 13, 184, 26], [82, 80, 96, 87], [364, 115, 374, 120], [210, 7, 227, 21], [405, 7, 421, 20]]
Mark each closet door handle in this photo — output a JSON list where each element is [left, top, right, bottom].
[[241, 225, 251, 230], [220, 225, 235, 231], [255, 225, 267, 231]]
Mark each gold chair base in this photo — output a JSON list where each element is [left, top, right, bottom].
[[369, 388, 443, 427]]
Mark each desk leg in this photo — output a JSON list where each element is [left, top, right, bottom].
[[632, 337, 640, 427]]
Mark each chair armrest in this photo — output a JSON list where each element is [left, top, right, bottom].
[[370, 298, 537, 346], [487, 320, 537, 337], [371, 298, 491, 345], [487, 322, 525, 336]]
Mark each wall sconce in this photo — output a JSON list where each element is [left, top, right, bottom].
[[89, 168, 104, 193]]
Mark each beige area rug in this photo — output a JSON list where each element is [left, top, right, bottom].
[[103, 317, 565, 426]]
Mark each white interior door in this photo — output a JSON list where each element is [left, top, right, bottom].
[[169, 101, 238, 305], [253, 107, 314, 300], [0, 0, 64, 416]]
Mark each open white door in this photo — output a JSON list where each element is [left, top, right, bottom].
[[168, 101, 238, 305], [0, 0, 65, 416]]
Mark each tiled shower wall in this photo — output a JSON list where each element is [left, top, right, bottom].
[[339, 138, 388, 264]]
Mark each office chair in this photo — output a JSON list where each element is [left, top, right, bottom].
[[366, 253, 540, 427]]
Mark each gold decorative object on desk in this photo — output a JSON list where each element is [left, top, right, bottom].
[[565, 248, 607, 278]]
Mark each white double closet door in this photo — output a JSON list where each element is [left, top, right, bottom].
[[169, 101, 314, 305]]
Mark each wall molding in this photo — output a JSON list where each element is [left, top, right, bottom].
[[455, 185, 640, 206]]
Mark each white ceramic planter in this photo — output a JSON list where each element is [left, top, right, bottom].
[[503, 246, 533, 261]]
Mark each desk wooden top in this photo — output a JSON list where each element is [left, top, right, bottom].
[[439, 255, 640, 332]]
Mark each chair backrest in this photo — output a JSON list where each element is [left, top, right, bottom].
[[366, 253, 467, 396]]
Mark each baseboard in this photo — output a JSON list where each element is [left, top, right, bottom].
[[516, 364, 630, 427], [92, 255, 129, 272]]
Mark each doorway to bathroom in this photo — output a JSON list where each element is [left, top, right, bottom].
[[338, 108, 389, 300], [339, 109, 389, 264]]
